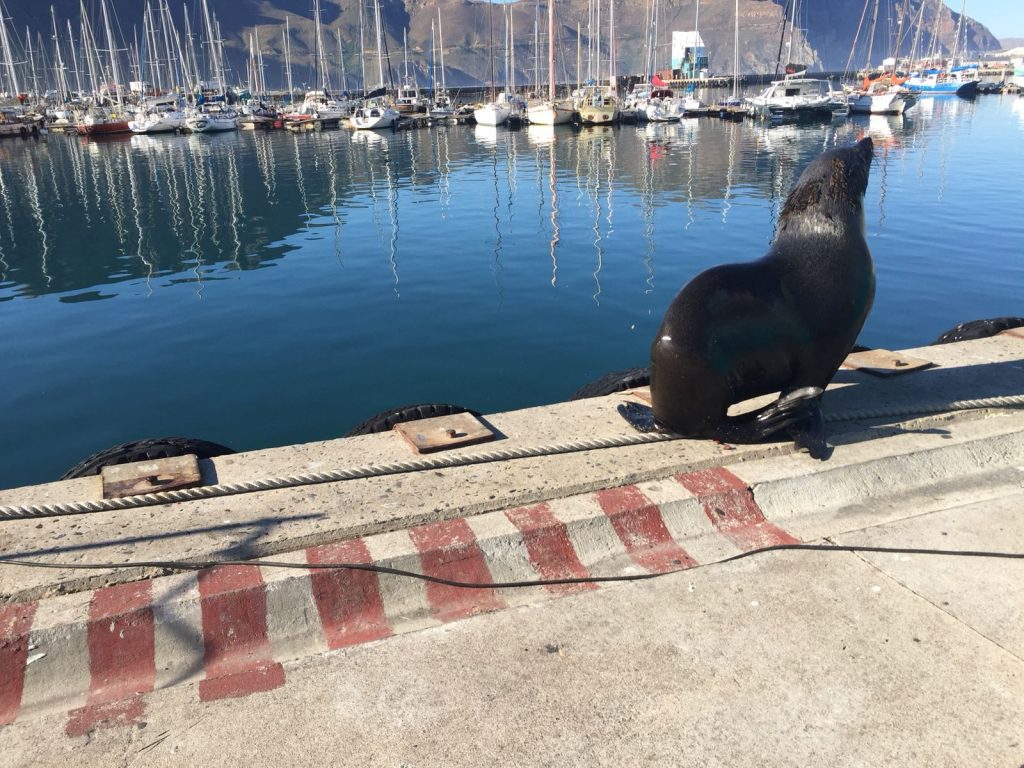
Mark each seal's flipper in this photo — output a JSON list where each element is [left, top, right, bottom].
[[617, 402, 665, 433], [788, 398, 832, 460], [716, 387, 824, 444]]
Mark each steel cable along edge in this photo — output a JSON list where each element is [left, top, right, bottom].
[[0, 432, 676, 520], [2, 394, 1022, 521]]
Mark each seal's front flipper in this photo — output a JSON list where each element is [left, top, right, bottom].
[[617, 402, 664, 433], [788, 398, 832, 460], [717, 387, 824, 444]]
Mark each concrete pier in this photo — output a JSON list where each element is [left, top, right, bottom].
[[0, 333, 1022, 764]]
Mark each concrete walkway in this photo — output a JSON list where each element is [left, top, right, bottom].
[[2, 490, 1022, 767], [0, 334, 1022, 764]]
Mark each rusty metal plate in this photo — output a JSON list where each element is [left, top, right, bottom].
[[101, 454, 202, 499], [624, 386, 653, 404], [394, 413, 496, 454], [841, 348, 935, 377]]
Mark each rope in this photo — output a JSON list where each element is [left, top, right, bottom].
[[1, 394, 1022, 522], [0, 432, 675, 521]]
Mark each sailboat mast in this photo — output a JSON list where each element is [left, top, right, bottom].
[[548, 0, 554, 99], [283, 16, 293, 97], [358, 0, 367, 93], [0, 1, 19, 97], [865, 0, 880, 70], [67, 19, 82, 95], [438, 8, 447, 94], [732, 0, 739, 97], [314, 0, 323, 92], [199, 0, 222, 95], [337, 28, 347, 92], [100, 0, 123, 105], [51, 6, 69, 100], [487, 0, 494, 101], [575, 22, 581, 89], [610, 0, 615, 87], [256, 26, 265, 94], [373, 0, 385, 90]]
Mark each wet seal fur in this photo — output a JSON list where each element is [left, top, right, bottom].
[[624, 137, 876, 458]]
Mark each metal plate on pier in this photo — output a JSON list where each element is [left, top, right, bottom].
[[394, 413, 496, 454], [101, 455, 203, 499], [842, 349, 935, 377], [624, 386, 653, 404]]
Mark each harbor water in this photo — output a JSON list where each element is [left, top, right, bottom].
[[1, 94, 1022, 490]]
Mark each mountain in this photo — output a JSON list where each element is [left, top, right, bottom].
[[8, 0, 1002, 90]]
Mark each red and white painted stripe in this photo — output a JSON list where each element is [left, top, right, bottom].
[[1, 466, 800, 735]]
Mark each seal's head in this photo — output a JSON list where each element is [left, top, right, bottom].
[[778, 137, 873, 236]]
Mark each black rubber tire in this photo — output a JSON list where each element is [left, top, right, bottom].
[[932, 317, 1024, 345], [344, 403, 480, 437], [571, 367, 651, 400], [60, 437, 235, 480]]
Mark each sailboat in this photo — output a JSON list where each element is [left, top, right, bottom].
[[429, 12, 456, 120], [574, 0, 620, 124], [351, 0, 399, 129], [291, 0, 350, 123], [844, 0, 917, 114], [746, 0, 846, 121], [526, 0, 574, 125], [129, 2, 187, 134], [395, 28, 428, 114], [184, 0, 238, 132], [76, 0, 133, 136], [474, 0, 511, 126]]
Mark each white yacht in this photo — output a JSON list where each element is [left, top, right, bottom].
[[351, 99, 399, 130], [185, 104, 239, 133], [746, 73, 847, 121]]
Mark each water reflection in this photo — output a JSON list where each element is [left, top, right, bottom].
[[0, 106, 982, 303]]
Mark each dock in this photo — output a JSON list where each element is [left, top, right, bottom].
[[0, 332, 1023, 762]]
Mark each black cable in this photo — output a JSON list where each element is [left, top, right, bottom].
[[0, 543, 1021, 591]]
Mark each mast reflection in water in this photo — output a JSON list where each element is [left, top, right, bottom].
[[1, 96, 1022, 489]]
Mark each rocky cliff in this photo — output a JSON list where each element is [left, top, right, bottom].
[[18, 0, 1002, 89]]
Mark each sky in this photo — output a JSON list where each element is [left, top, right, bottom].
[[953, 0, 1024, 40]]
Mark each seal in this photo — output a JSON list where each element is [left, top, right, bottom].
[[630, 137, 876, 456]]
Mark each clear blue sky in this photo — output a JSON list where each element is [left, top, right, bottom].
[[958, 0, 1024, 41]]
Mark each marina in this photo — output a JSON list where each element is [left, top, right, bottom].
[[0, 90, 1022, 490]]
